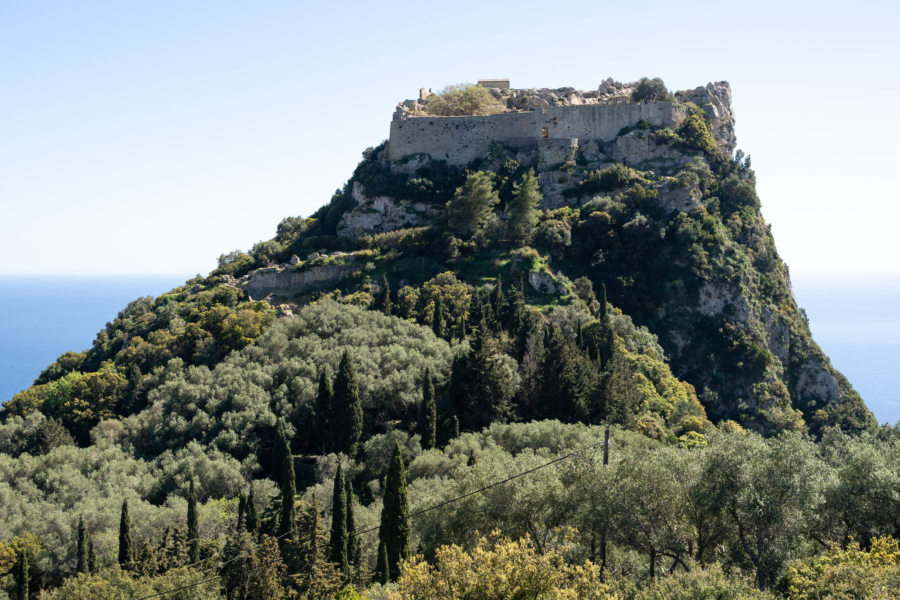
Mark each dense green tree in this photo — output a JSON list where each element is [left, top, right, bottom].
[[187, 480, 200, 563], [374, 274, 392, 316], [506, 169, 541, 242], [449, 324, 519, 431], [379, 442, 410, 581], [221, 532, 286, 600], [315, 369, 333, 454], [539, 326, 594, 422], [118, 499, 133, 569], [374, 541, 389, 585], [424, 83, 505, 117], [704, 432, 821, 591], [345, 480, 361, 572], [276, 423, 297, 538], [291, 496, 342, 599], [237, 492, 248, 531], [332, 351, 364, 457], [246, 486, 259, 534], [87, 538, 97, 574], [418, 368, 437, 450], [431, 294, 444, 339], [446, 171, 500, 238], [15, 550, 28, 600], [329, 463, 349, 577], [631, 77, 674, 103], [76, 515, 87, 574]]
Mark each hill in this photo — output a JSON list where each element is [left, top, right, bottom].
[[0, 78, 891, 599]]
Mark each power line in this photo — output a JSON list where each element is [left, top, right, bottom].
[[132, 437, 606, 600]]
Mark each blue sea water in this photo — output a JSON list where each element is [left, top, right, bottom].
[[0, 275, 191, 403], [0, 275, 898, 425]]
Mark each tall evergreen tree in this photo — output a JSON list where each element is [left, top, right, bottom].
[[118, 498, 133, 569], [450, 415, 460, 440], [14, 551, 28, 600], [331, 351, 363, 457], [374, 274, 392, 316], [492, 275, 505, 319], [237, 492, 248, 531], [449, 322, 516, 431], [431, 294, 444, 339], [328, 463, 349, 577], [246, 485, 259, 534], [418, 368, 437, 450], [187, 480, 200, 563], [277, 423, 297, 538], [446, 170, 500, 238], [345, 480, 361, 569], [455, 316, 467, 341], [378, 442, 410, 581], [315, 368, 333, 454], [87, 538, 97, 574], [507, 168, 541, 242], [540, 326, 593, 422], [76, 515, 88, 574], [374, 541, 389, 585]]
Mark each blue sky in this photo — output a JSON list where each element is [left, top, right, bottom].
[[1, 0, 898, 276]]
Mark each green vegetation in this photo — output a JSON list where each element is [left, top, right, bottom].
[[631, 77, 675, 103], [0, 81, 889, 598], [424, 83, 506, 116], [446, 170, 500, 238]]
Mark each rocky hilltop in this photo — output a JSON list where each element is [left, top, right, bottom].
[[7, 78, 874, 442], [286, 79, 871, 434]]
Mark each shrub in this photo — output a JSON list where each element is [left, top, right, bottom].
[[425, 84, 506, 117], [631, 77, 675, 103], [565, 165, 641, 198]]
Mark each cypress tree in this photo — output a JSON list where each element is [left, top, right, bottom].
[[118, 498, 133, 569], [14, 551, 28, 600], [431, 294, 444, 339], [345, 480, 360, 569], [187, 480, 200, 564], [492, 275, 505, 318], [331, 351, 363, 457], [277, 423, 297, 538], [237, 492, 247, 531], [328, 463, 349, 577], [87, 538, 97, 574], [315, 368, 333, 453], [599, 283, 609, 323], [456, 316, 467, 341], [418, 368, 437, 450], [375, 274, 392, 316], [374, 541, 389, 585], [76, 515, 88, 574], [246, 485, 258, 534], [450, 415, 460, 440], [378, 442, 410, 581]]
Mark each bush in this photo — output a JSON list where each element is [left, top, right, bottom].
[[631, 77, 675, 103], [425, 84, 506, 117], [565, 165, 641, 198]]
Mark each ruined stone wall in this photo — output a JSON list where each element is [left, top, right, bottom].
[[388, 102, 686, 165]]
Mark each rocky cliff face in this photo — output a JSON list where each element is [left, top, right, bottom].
[[294, 79, 871, 434]]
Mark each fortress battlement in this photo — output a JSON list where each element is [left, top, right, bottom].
[[387, 79, 735, 166]]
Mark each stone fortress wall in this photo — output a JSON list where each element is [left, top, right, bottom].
[[387, 79, 735, 166]]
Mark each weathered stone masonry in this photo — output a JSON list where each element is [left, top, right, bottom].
[[388, 102, 688, 166]]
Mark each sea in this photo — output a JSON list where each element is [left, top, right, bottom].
[[0, 275, 898, 425]]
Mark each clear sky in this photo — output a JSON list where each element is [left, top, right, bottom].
[[1, 0, 898, 278]]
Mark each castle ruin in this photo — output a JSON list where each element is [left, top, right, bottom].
[[388, 79, 735, 166]]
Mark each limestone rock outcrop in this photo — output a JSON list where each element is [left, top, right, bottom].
[[337, 182, 440, 239]]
